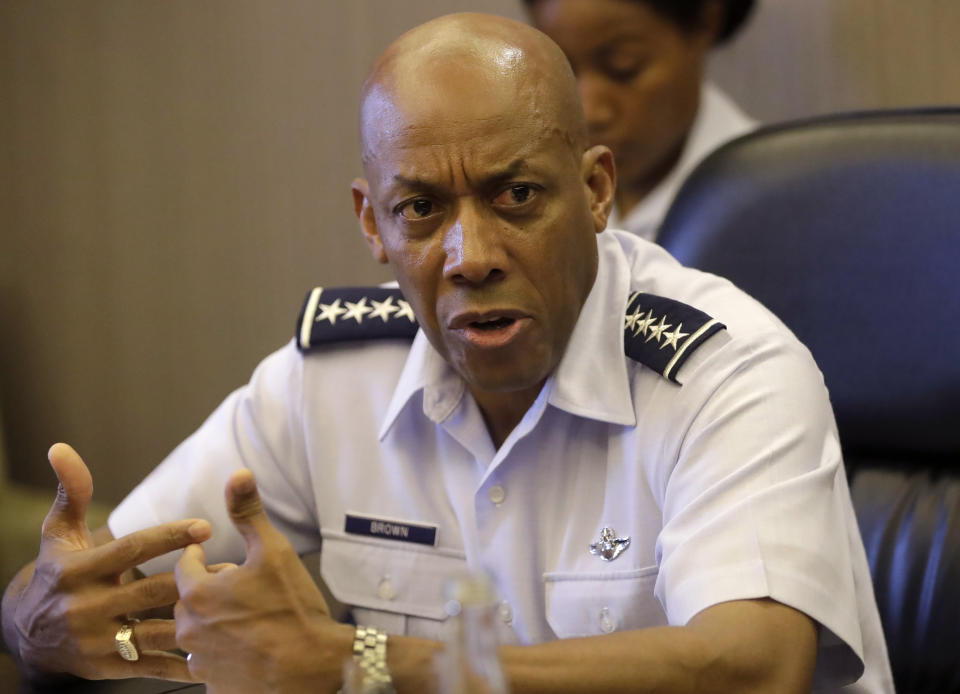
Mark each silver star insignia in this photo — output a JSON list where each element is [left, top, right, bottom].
[[369, 295, 399, 322], [343, 297, 373, 324], [660, 322, 689, 351], [395, 299, 416, 322], [633, 310, 655, 338], [624, 306, 644, 332], [646, 315, 671, 343], [315, 298, 347, 325]]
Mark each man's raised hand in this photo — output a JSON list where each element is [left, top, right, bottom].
[[175, 469, 352, 693], [6, 443, 211, 681]]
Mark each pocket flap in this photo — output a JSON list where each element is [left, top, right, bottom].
[[543, 565, 667, 638], [320, 530, 467, 620]]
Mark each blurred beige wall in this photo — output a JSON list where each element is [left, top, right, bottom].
[[1, 0, 958, 506], [710, 0, 960, 120]]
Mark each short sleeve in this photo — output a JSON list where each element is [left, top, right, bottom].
[[108, 340, 320, 575], [653, 332, 866, 690]]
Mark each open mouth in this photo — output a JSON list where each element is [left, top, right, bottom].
[[451, 312, 530, 349], [470, 317, 516, 331]]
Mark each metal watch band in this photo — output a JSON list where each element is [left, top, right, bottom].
[[352, 625, 395, 694]]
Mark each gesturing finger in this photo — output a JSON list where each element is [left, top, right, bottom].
[[225, 469, 278, 561], [96, 572, 181, 617], [174, 543, 211, 593], [128, 618, 182, 653], [40, 443, 94, 548], [82, 519, 212, 578], [113, 651, 196, 683]]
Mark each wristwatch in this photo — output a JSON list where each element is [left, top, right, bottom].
[[352, 625, 396, 694]]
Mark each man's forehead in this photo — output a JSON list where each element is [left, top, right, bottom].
[[360, 87, 574, 186], [364, 82, 547, 144], [364, 119, 572, 193], [363, 54, 537, 136]]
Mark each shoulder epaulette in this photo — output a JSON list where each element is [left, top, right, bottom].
[[296, 286, 418, 352], [623, 291, 726, 384]]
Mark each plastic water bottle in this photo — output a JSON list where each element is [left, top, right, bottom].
[[434, 573, 510, 694]]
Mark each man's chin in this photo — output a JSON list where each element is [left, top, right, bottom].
[[461, 365, 551, 400]]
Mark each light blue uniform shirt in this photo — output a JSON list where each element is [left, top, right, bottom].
[[111, 230, 892, 692]]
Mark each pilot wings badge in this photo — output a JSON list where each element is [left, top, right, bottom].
[[589, 526, 631, 562]]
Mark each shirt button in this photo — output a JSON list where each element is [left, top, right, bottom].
[[498, 601, 513, 625], [488, 484, 506, 505], [377, 577, 396, 601], [599, 607, 616, 634]]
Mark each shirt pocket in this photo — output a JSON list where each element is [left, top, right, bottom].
[[543, 565, 668, 638], [320, 529, 467, 639]]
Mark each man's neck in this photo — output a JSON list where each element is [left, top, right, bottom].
[[471, 382, 544, 449]]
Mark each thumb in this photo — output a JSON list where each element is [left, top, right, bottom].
[[225, 469, 277, 561], [41, 442, 94, 546]]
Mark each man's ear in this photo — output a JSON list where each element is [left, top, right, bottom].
[[351, 178, 388, 264], [581, 145, 616, 234]]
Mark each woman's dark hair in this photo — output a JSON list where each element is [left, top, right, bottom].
[[523, 0, 756, 45]]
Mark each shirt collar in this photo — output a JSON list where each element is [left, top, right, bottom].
[[378, 330, 464, 441], [377, 231, 637, 440], [545, 231, 636, 426]]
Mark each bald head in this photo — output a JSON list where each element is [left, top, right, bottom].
[[359, 13, 587, 167]]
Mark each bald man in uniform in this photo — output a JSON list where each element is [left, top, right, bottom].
[[3, 13, 892, 694]]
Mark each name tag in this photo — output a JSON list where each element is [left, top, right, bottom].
[[344, 513, 438, 547]]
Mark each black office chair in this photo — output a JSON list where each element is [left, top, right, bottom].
[[657, 108, 960, 694]]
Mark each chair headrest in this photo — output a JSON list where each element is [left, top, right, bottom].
[[658, 109, 960, 455]]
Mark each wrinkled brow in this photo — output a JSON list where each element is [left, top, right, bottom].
[[389, 158, 534, 195]]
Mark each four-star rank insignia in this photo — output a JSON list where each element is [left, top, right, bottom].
[[296, 286, 418, 352], [296, 286, 726, 379], [623, 291, 726, 385]]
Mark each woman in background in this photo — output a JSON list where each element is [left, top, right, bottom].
[[524, 0, 757, 242]]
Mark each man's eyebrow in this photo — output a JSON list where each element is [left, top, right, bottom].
[[478, 159, 533, 187], [390, 159, 534, 194], [389, 175, 446, 197]]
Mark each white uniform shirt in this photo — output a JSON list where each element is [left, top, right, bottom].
[[606, 83, 758, 243], [111, 230, 892, 692]]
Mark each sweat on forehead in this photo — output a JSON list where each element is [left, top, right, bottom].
[[359, 13, 586, 164]]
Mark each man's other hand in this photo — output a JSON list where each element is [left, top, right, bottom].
[[7, 443, 211, 681], [175, 469, 352, 694]]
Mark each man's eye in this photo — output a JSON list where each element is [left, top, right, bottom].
[[493, 184, 536, 206], [397, 198, 436, 220]]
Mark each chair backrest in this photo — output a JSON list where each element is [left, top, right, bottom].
[[657, 109, 960, 694]]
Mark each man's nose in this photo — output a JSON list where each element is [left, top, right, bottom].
[[578, 73, 615, 134], [442, 202, 506, 285]]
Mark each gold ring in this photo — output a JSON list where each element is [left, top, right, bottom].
[[115, 619, 141, 662]]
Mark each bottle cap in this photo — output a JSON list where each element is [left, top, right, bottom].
[[444, 572, 497, 615]]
